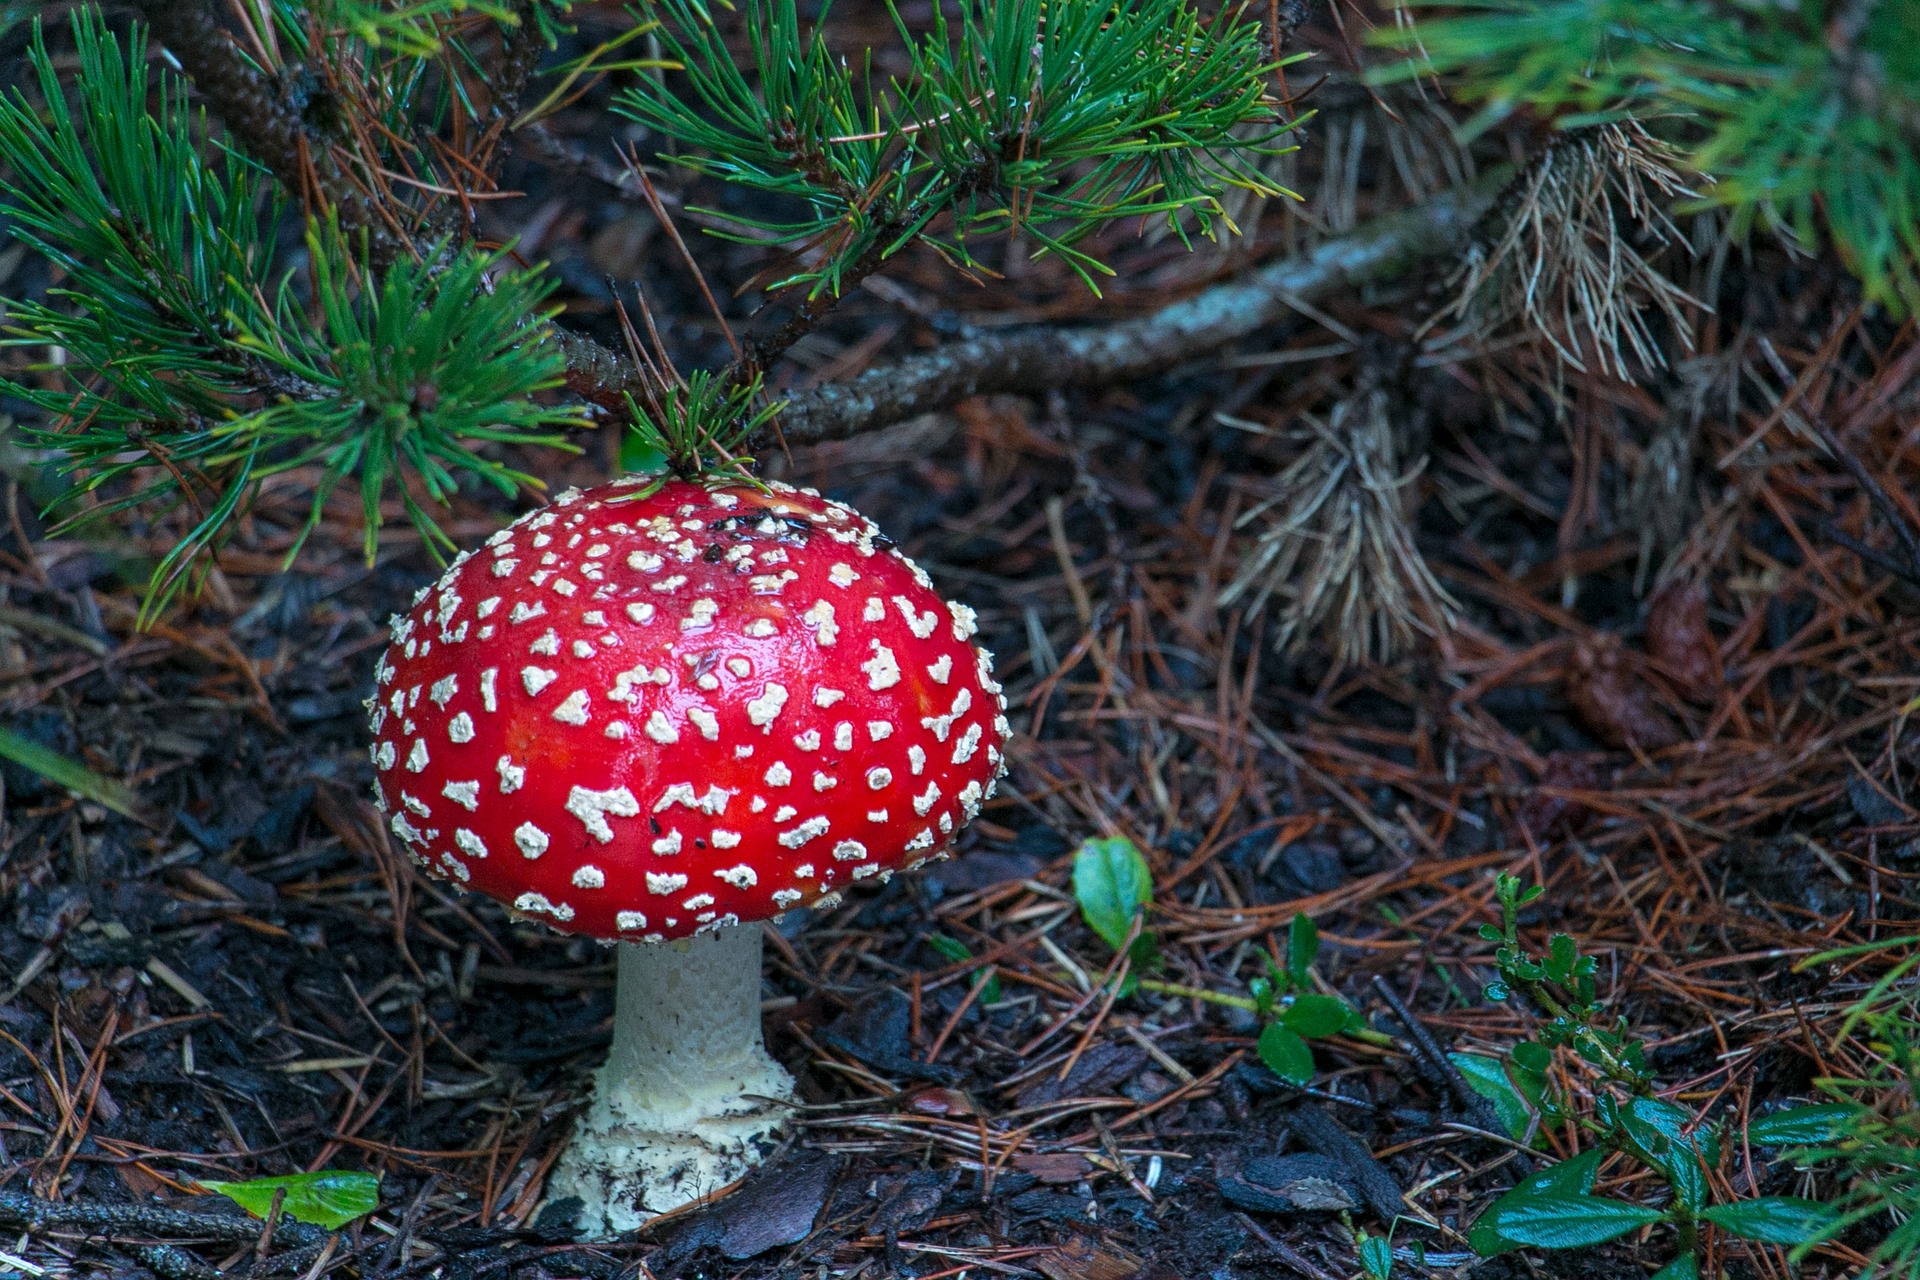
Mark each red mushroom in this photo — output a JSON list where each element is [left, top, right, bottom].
[[365, 476, 1008, 1234]]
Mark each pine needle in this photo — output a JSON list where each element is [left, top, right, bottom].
[[1432, 122, 1700, 381], [1219, 389, 1457, 664]]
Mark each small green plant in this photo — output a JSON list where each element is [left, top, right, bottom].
[[1465, 874, 1838, 1273], [1069, 837, 1384, 1084], [201, 1170, 381, 1229], [1756, 966, 1920, 1277]]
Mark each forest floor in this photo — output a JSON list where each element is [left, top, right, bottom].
[[0, 7, 1917, 1280]]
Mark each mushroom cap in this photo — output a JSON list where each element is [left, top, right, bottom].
[[366, 477, 1010, 940]]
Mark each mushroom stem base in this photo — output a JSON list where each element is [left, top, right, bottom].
[[548, 927, 795, 1237]]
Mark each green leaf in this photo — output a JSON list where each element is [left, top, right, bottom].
[[925, 934, 999, 1002], [1451, 1052, 1535, 1141], [1748, 1104, 1854, 1145], [1511, 1040, 1553, 1074], [1072, 836, 1154, 950], [1286, 913, 1319, 986], [0, 725, 144, 821], [1257, 1023, 1316, 1084], [1468, 1150, 1606, 1256], [1625, 1096, 1719, 1166], [1651, 1253, 1697, 1280], [1699, 1198, 1837, 1246], [1493, 1195, 1666, 1248], [1358, 1233, 1394, 1280], [1281, 994, 1352, 1039], [201, 1171, 380, 1229]]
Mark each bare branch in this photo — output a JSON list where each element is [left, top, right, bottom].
[[765, 177, 1501, 446]]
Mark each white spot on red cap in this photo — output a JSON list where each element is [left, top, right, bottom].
[[893, 596, 939, 638], [747, 683, 789, 728], [815, 688, 845, 708], [862, 641, 900, 690], [953, 723, 982, 764], [552, 690, 590, 724], [509, 601, 543, 623], [442, 780, 480, 811], [913, 782, 941, 816], [744, 618, 777, 638], [834, 723, 853, 751], [429, 675, 458, 706], [647, 872, 687, 895], [375, 741, 396, 770], [829, 563, 858, 587], [514, 892, 573, 921], [498, 756, 526, 793], [479, 668, 497, 711], [772, 889, 802, 908], [909, 745, 927, 774], [687, 707, 720, 740], [867, 809, 888, 823], [406, 740, 429, 772], [653, 830, 684, 855], [492, 559, 519, 578], [868, 721, 893, 741], [455, 829, 487, 858], [779, 816, 830, 848], [868, 767, 893, 789], [522, 666, 557, 696], [927, 655, 952, 684], [530, 629, 561, 657], [813, 772, 836, 791], [713, 830, 742, 848], [515, 823, 549, 858], [832, 839, 866, 862], [626, 602, 655, 624], [714, 864, 757, 888], [617, 910, 647, 930], [765, 762, 793, 787], [803, 600, 838, 645], [449, 712, 475, 743], [573, 865, 605, 889], [684, 598, 719, 629], [645, 710, 679, 744], [863, 597, 885, 622], [566, 785, 640, 842]]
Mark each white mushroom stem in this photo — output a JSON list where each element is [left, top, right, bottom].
[[548, 925, 796, 1236]]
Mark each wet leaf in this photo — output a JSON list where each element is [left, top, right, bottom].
[[1281, 994, 1351, 1039], [201, 1171, 379, 1229], [1451, 1052, 1535, 1141], [1699, 1197, 1836, 1245], [1493, 1194, 1666, 1248], [1748, 1103, 1853, 1145], [1468, 1150, 1605, 1256], [1286, 913, 1318, 986], [1073, 836, 1153, 950], [1257, 1023, 1315, 1084]]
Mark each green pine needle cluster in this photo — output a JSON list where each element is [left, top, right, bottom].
[[1375, 0, 1920, 314], [0, 13, 583, 619], [619, 0, 1296, 294]]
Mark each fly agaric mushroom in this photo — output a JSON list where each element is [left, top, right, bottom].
[[364, 476, 1008, 1235]]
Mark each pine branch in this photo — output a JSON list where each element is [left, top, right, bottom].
[[129, 0, 401, 261], [763, 177, 1500, 446]]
